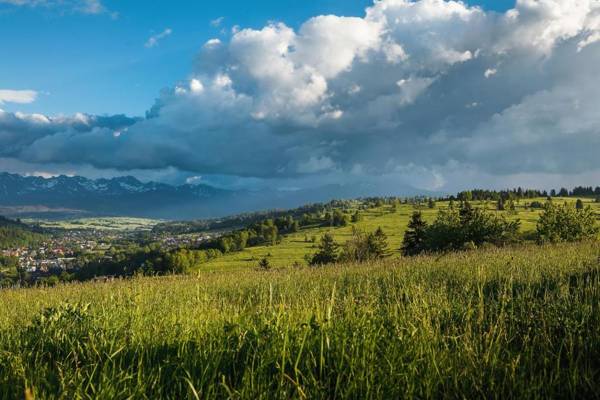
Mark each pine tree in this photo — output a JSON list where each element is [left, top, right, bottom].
[[368, 227, 390, 259], [309, 233, 339, 266], [401, 212, 428, 256]]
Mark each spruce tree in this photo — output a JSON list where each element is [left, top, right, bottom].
[[402, 212, 428, 256], [368, 227, 390, 259], [310, 233, 339, 265]]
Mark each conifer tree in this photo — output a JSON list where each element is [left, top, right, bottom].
[[402, 212, 428, 256], [309, 233, 339, 265]]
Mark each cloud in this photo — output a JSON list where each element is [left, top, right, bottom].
[[145, 28, 173, 48], [0, 89, 38, 104], [2, 0, 600, 193], [210, 16, 224, 27], [0, 0, 107, 14], [484, 68, 497, 78]]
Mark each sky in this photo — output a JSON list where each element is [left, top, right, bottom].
[[1, 0, 599, 194]]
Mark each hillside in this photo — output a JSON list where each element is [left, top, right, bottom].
[[0, 216, 46, 248], [200, 197, 600, 271], [0, 242, 598, 398]]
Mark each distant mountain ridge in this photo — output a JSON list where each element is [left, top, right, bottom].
[[0, 172, 231, 219], [0, 172, 431, 219]]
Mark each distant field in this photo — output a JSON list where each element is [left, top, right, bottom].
[[0, 242, 599, 398], [202, 197, 600, 271], [25, 217, 162, 231]]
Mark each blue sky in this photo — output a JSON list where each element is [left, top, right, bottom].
[[0, 0, 514, 116], [1, 0, 599, 193]]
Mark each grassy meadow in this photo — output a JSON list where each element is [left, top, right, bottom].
[[25, 217, 162, 232], [201, 197, 599, 271], [0, 241, 599, 398]]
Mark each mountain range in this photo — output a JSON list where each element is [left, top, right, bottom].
[[0, 172, 430, 219]]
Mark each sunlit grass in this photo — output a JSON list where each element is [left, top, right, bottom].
[[1, 241, 599, 398]]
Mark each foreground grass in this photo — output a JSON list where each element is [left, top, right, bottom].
[[1, 242, 599, 399]]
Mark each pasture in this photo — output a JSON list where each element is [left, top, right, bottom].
[[0, 241, 599, 398]]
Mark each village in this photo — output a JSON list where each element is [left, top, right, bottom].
[[1, 227, 217, 280]]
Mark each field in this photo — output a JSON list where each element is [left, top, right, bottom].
[[0, 241, 599, 398], [201, 197, 600, 271], [25, 217, 162, 231]]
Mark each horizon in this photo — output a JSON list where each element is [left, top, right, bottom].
[[1, 0, 599, 196]]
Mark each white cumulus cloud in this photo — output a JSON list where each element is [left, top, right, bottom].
[[0, 89, 38, 104], [2, 0, 600, 193]]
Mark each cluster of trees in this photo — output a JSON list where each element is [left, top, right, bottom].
[[0, 216, 46, 248], [153, 200, 360, 235], [308, 227, 390, 266], [75, 245, 221, 280], [562, 186, 600, 197], [402, 200, 598, 256], [454, 188, 547, 202], [453, 186, 600, 203], [202, 208, 361, 260], [402, 202, 521, 256]]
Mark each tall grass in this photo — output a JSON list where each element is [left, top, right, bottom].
[[1, 242, 599, 399]]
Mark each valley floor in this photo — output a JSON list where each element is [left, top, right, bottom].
[[1, 241, 599, 399]]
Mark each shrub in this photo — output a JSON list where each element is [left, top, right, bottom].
[[341, 227, 390, 262], [536, 202, 598, 243]]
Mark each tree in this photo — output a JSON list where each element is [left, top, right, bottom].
[[497, 198, 505, 211], [368, 227, 390, 259], [428, 198, 436, 209], [402, 212, 428, 256], [459, 201, 475, 225], [340, 228, 371, 263], [351, 211, 362, 223], [309, 233, 339, 266], [576, 199, 584, 210]]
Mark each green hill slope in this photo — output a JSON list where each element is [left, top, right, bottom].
[[201, 197, 599, 271], [0, 216, 46, 249]]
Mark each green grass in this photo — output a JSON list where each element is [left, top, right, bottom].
[[25, 217, 162, 231], [202, 197, 600, 271], [0, 241, 599, 398]]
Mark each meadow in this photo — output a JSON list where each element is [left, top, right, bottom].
[[0, 241, 599, 399], [25, 217, 162, 232], [201, 197, 599, 271]]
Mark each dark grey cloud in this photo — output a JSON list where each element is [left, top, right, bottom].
[[2, 0, 600, 191]]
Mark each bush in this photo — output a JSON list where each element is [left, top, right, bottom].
[[536, 202, 598, 243], [529, 201, 544, 209], [341, 227, 390, 262]]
